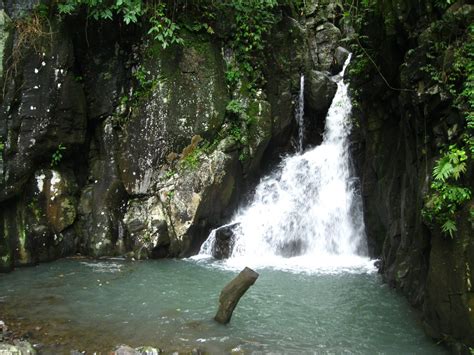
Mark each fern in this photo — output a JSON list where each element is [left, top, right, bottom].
[[423, 144, 472, 238], [432, 157, 453, 182], [441, 219, 457, 237]]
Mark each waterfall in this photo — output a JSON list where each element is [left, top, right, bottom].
[[197, 55, 373, 273], [296, 75, 305, 152]]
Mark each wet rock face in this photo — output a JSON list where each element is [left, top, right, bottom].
[[1, 21, 86, 202], [76, 119, 128, 257], [118, 38, 228, 195]]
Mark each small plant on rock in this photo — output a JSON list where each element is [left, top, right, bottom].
[[51, 144, 66, 167]]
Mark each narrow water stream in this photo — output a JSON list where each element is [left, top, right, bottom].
[[0, 259, 445, 354]]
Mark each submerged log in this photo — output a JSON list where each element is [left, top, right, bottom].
[[214, 267, 259, 324]]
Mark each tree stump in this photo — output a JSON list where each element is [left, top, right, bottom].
[[214, 267, 259, 324]]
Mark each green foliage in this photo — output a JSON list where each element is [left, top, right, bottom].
[[423, 145, 472, 237], [434, 0, 455, 10], [421, 20, 474, 237], [58, 0, 143, 23], [348, 54, 370, 78], [162, 169, 176, 180], [132, 65, 157, 98], [226, 99, 248, 144], [226, 99, 246, 116], [180, 147, 202, 170], [147, 3, 183, 49], [56, 0, 285, 92], [225, 65, 242, 89], [51, 144, 66, 167], [432, 146, 468, 182], [57, 0, 183, 50], [228, 0, 279, 92]]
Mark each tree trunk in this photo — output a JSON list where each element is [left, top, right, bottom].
[[214, 267, 259, 324]]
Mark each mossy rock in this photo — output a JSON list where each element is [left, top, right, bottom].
[[118, 33, 228, 195]]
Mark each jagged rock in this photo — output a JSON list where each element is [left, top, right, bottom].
[[123, 196, 170, 259], [158, 148, 241, 256], [37, 169, 78, 233], [1, 169, 78, 267], [135, 346, 161, 355], [304, 0, 338, 23], [0, 320, 6, 341], [307, 22, 341, 72], [115, 345, 139, 355]]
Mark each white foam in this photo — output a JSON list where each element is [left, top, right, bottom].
[[197, 55, 374, 274]]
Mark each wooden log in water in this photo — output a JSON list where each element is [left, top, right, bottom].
[[214, 267, 259, 324]]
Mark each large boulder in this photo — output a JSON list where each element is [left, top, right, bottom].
[[307, 22, 341, 72], [305, 70, 337, 114]]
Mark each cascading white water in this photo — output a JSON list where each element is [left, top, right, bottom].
[[296, 75, 305, 152], [198, 55, 373, 273]]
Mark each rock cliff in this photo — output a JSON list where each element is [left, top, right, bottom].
[[0, 1, 343, 268], [348, 0, 474, 348]]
